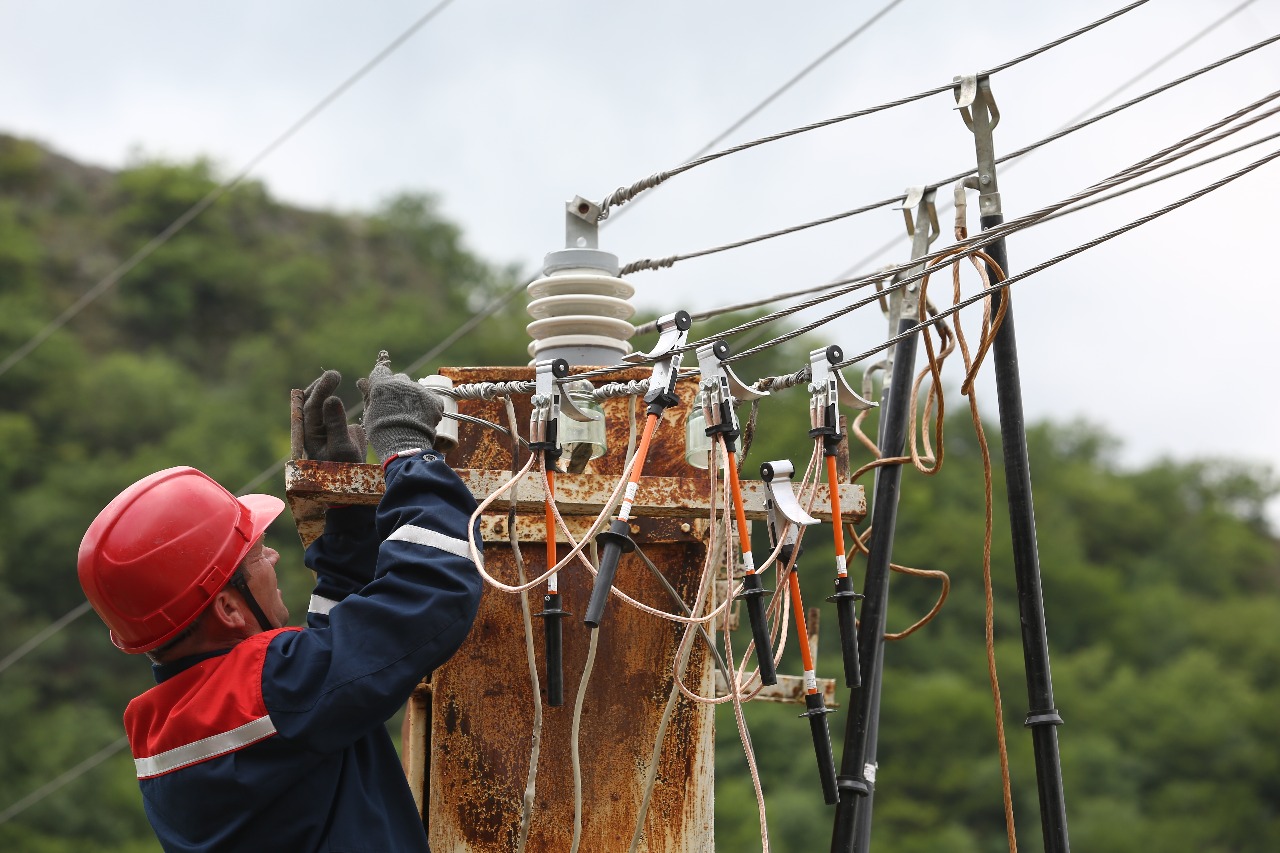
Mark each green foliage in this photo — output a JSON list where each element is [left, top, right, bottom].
[[1, 135, 1278, 851]]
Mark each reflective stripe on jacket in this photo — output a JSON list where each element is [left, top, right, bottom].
[[124, 453, 483, 852]]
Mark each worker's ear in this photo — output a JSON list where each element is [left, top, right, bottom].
[[206, 588, 249, 633]]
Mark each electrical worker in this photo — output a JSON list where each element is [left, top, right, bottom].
[[76, 354, 482, 852]]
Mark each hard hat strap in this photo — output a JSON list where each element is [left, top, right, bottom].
[[228, 572, 275, 634]]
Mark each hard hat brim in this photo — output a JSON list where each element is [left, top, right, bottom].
[[238, 494, 286, 546]]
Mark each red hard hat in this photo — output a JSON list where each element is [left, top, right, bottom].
[[77, 466, 285, 654]]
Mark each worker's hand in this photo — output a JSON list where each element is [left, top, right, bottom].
[[301, 370, 366, 463], [357, 351, 443, 464]]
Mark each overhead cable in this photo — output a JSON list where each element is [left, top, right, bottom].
[[622, 29, 1280, 279], [831, 144, 1280, 370], [714, 89, 1280, 363], [607, 0, 908, 226], [0, 3, 896, 810], [1038, 125, 1280, 224], [596, 0, 1151, 219], [0, 0, 463, 380], [0, 736, 129, 825], [591, 92, 1280, 383], [0, 277, 523, 676]]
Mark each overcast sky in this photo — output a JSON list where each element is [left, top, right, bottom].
[[5, 0, 1280, 515]]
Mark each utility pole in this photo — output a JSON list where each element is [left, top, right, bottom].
[[955, 72, 1069, 852], [832, 187, 938, 853]]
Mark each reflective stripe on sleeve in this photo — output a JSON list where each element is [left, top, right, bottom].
[[134, 715, 277, 779], [308, 594, 339, 615], [385, 524, 472, 560]]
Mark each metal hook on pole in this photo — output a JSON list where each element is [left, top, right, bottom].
[[584, 310, 692, 629], [955, 72, 1070, 853], [761, 459, 839, 805], [696, 339, 777, 685], [833, 185, 938, 853]]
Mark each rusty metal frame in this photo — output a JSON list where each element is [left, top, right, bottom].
[[286, 368, 866, 851]]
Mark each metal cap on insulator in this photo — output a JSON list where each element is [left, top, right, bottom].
[[418, 374, 459, 452], [527, 196, 637, 366]]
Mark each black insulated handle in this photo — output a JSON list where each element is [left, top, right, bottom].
[[535, 592, 570, 707], [827, 575, 864, 688], [801, 692, 839, 805], [737, 572, 777, 686], [584, 519, 635, 628]]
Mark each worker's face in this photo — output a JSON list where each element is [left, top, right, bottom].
[[241, 538, 290, 629]]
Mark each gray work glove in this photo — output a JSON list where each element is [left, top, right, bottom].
[[357, 351, 443, 464], [301, 370, 366, 463]]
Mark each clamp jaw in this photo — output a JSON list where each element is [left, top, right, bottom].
[[530, 358, 600, 463], [626, 310, 692, 414], [808, 345, 876, 456], [529, 358, 571, 462], [761, 458, 820, 574], [761, 459, 840, 806], [761, 459, 820, 539], [696, 339, 768, 452]]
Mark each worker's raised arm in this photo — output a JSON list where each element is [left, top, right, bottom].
[[298, 368, 381, 628], [264, 354, 484, 753]]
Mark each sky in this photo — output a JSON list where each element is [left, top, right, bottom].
[[4, 0, 1280, 515]]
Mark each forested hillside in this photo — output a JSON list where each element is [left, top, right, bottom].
[[1, 134, 1277, 852]]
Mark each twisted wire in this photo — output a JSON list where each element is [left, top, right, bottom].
[[711, 88, 1280, 364], [0, 0, 464, 381], [662, 17, 1280, 326], [446, 380, 535, 400], [590, 379, 650, 400], [753, 366, 812, 393], [618, 30, 1280, 278], [595, 0, 1151, 219], [833, 143, 1280, 370]]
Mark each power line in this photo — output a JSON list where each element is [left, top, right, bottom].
[[0, 737, 129, 826], [641, 14, 1280, 329], [597, 0, 1152, 218], [1038, 126, 1280, 223], [0, 601, 93, 678], [717, 91, 1280, 364], [621, 29, 1280, 279], [601, 86, 1280, 370], [650, 121, 1280, 337], [0, 0, 903, 823], [0, 0, 462, 381], [605, 0, 906, 227], [0, 0, 888, 713], [832, 144, 1280, 369]]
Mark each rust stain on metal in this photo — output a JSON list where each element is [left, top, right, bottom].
[[426, 366, 715, 852], [284, 366, 853, 849]]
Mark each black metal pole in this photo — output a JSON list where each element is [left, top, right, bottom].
[[852, 642, 883, 852], [830, 316, 920, 853], [980, 216, 1069, 852]]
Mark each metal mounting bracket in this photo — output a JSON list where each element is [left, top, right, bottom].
[[953, 74, 1002, 217], [565, 196, 601, 249], [889, 186, 939, 326]]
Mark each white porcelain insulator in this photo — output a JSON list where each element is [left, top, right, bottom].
[[417, 374, 459, 452], [527, 264, 636, 364]]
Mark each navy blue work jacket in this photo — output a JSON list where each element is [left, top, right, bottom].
[[124, 453, 483, 852]]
